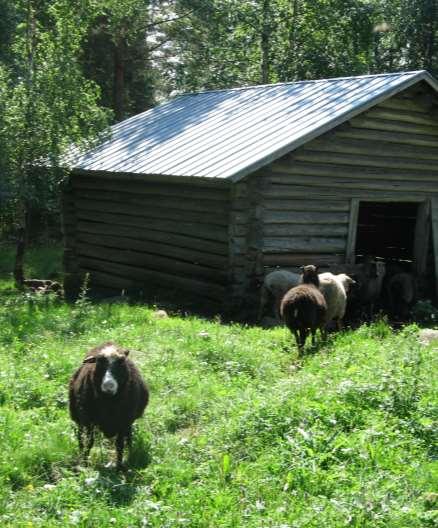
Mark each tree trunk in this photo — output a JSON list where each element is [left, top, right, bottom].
[[260, 0, 271, 84], [423, 0, 436, 70], [114, 35, 126, 121], [288, 0, 299, 78], [14, 226, 26, 288]]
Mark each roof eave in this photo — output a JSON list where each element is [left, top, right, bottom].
[[229, 70, 438, 183]]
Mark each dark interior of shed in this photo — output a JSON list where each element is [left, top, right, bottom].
[[355, 201, 418, 265]]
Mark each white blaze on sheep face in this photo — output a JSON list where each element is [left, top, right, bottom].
[[99, 345, 123, 396], [101, 366, 118, 395]]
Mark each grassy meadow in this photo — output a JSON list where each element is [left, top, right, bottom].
[[0, 246, 437, 527]]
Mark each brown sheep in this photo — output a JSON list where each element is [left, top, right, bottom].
[[280, 265, 327, 354], [69, 342, 149, 468]]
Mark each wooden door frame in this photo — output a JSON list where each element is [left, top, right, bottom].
[[345, 198, 431, 271]]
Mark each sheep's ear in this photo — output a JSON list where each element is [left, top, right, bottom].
[[299, 265, 305, 271], [83, 356, 96, 364], [123, 349, 130, 357]]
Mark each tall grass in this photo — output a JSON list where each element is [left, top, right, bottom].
[[0, 249, 436, 527]]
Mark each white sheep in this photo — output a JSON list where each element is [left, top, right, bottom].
[[318, 272, 356, 330], [258, 269, 301, 321]]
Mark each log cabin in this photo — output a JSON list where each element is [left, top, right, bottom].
[[63, 70, 438, 318]]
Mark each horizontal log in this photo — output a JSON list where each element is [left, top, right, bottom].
[[262, 236, 346, 253], [263, 223, 348, 237], [76, 232, 228, 270], [365, 106, 438, 127], [336, 126, 438, 147], [75, 210, 229, 242], [77, 243, 228, 285], [72, 175, 230, 203], [78, 257, 226, 301], [262, 253, 345, 267], [293, 150, 438, 174], [378, 97, 431, 113], [264, 183, 428, 201], [263, 199, 349, 212], [75, 198, 228, 227], [72, 169, 230, 188], [267, 172, 438, 193], [76, 188, 229, 214], [262, 210, 349, 225], [349, 116, 438, 137], [270, 159, 438, 183], [87, 269, 225, 312], [77, 220, 228, 256], [303, 136, 438, 161]]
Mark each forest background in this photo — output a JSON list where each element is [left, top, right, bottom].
[[0, 0, 437, 256]]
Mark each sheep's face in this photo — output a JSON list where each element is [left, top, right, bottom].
[[301, 265, 319, 286], [87, 345, 130, 396]]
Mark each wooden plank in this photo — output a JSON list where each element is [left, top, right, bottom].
[[76, 232, 228, 270], [263, 199, 349, 212], [267, 172, 438, 193], [349, 116, 438, 137], [270, 160, 438, 183], [378, 97, 431, 113], [264, 183, 427, 201], [302, 137, 438, 161], [336, 126, 438, 147], [413, 200, 430, 276], [293, 150, 438, 174], [430, 197, 438, 299], [263, 236, 346, 253], [262, 253, 344, 267], [345, 198, 359, 265], [73, 169, 230, 188], [78, 257, 226, 301], [263, 210, 349, 225], [75, 198, 228, 227], [75, 210, 229, 242], [76, 188, 229, 214], [77, 243, 228, 285], [72, 175, 230, 203], [77, 220, 228, 256], [263, 224, 348, 237], [365, 107, 438, 127]]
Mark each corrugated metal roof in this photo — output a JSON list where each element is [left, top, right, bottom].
[[71, 70, 438, 182]]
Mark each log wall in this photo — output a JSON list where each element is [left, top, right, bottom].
[[62, 172, 231, 308], [229, 82, 438, 314]]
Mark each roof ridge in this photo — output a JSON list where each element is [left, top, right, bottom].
[[177, 70, 426, 97]]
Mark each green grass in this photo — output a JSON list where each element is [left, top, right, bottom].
[[0, 249, 437, 527]]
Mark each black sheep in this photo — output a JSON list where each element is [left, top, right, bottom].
[[69, 342, 149, 468], [280, 265, 327, 353]]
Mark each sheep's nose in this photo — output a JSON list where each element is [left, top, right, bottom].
[[101, 372, 118, 395]]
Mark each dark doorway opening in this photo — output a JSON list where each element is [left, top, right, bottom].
[[355, 201, 418, 262]]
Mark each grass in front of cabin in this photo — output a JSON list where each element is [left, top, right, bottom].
[[0, 248, 437, 527]]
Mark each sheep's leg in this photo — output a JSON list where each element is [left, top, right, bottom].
[[83, 425, 95, 462], [115, 432, 126, 469], [310, 328, 316, 347], [292, 330, 302, 355], [125, 426, 133, 450], [299, 329, 307, 351], [76, 425, 84, 452]]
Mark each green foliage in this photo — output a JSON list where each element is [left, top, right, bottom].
[[0, 249, 437, 526], [0, 0, 110, 231]]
